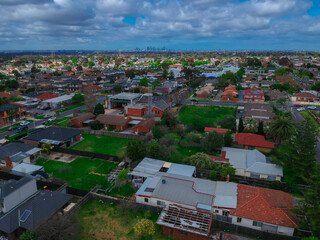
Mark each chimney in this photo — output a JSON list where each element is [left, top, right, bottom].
[[226, 175, 230, 182], [5, 156, 12, 168]]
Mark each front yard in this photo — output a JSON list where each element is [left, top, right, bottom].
[[71, 134, 132, 156], [36, 157, 117, 190], [179, 105, 234, 126], [77, 199, 171, 240]]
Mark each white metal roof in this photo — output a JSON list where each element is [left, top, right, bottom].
[[12, 163, 44, 174], [42, 94, 74, 103], [167, 163, 195, 177]]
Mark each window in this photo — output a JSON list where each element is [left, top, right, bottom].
[[144, 198, 149, 203], [250, 173, 260, 179], [157, 200, 165, 206], [267, 176, 276, 181], [222, 211, 229, 216], [237, 217, 242, 223], [253, 221, 262, 227], [179, 230, 188, 236], [215, 210, 219, 213]]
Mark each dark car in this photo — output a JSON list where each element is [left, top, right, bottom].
[[8, 125, 18, 131], [17, 125, 28, 133], [294, 104, 303, 107]]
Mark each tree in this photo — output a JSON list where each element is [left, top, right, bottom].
[[71, 93, 84, 103], [274, 67, 288, 76], [41, 143, 54, 155], [168, 70, 175, 80], [236, 85, 242, 91], [161, 112, 178, 129], [152, 126, 163, 140], [224, 132, 233, 147], [25, 86, 36, 93], [220, 115, 236, 132], [12, 70, 21, 79], [139, 78, 149, 87], [126, 140, 146, 162], [88, 120, 102, 130], [147, 140, 161, 159], [187, 152, 216, 170], [19, 231, 37, 240], [93, 103, 105, 116], [162, 69, 168, 79], [0, 83, 5, 91], [134, 218, 155, 239], [84, 84, 96, 112], [221, 163, 236, 179], [300, 163, 320, 237], [113, 84, 122, 93], [201, 131, 224, 154], [238, 117, 244, 132], [118, 168, 129, 181], [244, 118, 257, 133], [269, 115, 294, 145], [88, 61, 95, 68], [256, 121, 264, 136], [5, 80, 19, 89]]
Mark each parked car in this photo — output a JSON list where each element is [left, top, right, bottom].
[[48, 116, 57, 122], [8, 125, 18, 131], [20, 121, 30, 126], [44, 114, 52, 118], [17, 125, 28, 133], [297, 107, 306, 112], [307, 106, 317, 110], [119, 110, 125, 115], [294, 104, 303, 107]]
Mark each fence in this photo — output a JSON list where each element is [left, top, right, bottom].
[[53, 147, 119, 162], [82, 129, 145, 140]]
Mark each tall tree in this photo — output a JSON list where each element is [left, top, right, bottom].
[[126, 140, 146, 162], [244, 118, 257, 133], [93, 103, 105, 116], [201, 131, 224, 154], [256, 121, 264, 136], [238, 117, 244, 132], [269, 115, 294, 145]]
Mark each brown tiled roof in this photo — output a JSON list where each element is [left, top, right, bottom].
[[133, 118, 156, 131], [96, 114, 131, 126], [72, 112, 95, 122]]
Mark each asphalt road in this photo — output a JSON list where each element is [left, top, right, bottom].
[[0, 95, 106, 140]]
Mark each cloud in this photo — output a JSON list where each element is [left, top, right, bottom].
[[0, 0, 53, 5]]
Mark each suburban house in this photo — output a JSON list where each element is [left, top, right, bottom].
[[204, 127, 231, 134], [0, 176, 72, 240], [154, 87, 170, 95], [133, 118, 156, 135], [96, 114, 132, 131], [71, 112, 95, 128], [264, 89, 286, 101], [0, 103, 27, 126], [220, 85, 239, 101], [41, 94, 74, 109], [35, 93, 58, 101], [195, 84, 215, 99], [107, 93, 142, 109], [243, 103, 275, 122], [135, 172, 297, 237], [0, 142, 41, 168], [209, 147, 283, 181], [12, 163, 44, 175], [235, 133, 275, 152], [23, 127, 82, 147], [244, 88, 264, 102], [292, 92, 319, 103], [125, 99, 170, 118]]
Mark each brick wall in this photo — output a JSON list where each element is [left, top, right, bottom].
[[161, 226, 212, 240], [82, 129, 145, 140], [23, 139, 39, 146]]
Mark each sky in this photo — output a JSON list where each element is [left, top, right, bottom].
[[0, 0, 320, 51]]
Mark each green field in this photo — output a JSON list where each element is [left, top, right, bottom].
[[36, 157, 117, 190], [45, 116, 72, 126], [71, 134, 132, 156], [77, 199, 172, 240], [179, 105, 234, 126], [56, 102, 85, 113]]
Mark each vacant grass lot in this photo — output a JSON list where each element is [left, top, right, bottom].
[[77, 199, 173, 240], [71, 134, 132, 156], [36, 157, 117, 190], [179, 105, 234, 126]]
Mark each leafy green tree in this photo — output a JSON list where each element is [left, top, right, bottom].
[[187, 152, 215, 170], [5, 80, 19, 89], [93, 103, 105, 116], [238, 117, 244, 133], [88, 120, 102, 130], [274, 67, 288, 76], [152, 126, 163, 140], [0, 83, 5, 91], [162, 69, 168, 79], [113, 84, 122, 93], [269, 115, 294, 145], [224, 132, 233, 147], [221, 163, 236, 179], [201, 131, 224, 153], [134, 219, 155, 238], [147, 140, 161, 159], [118, 168, 129, 181], [25, 87, 36, 93], [236, 85, 242, 91], [256, 121, 264, 136], [41, 143, 54, 155], [139, 78, 149, 87], [220, 115, 236, 132], [72, 93, 84, 103], [161, 112, 178, 129], [244, 118, 257, 133], [88, 61, 95, 68], [126, 140, 146, 162], [168, 70, 175, 80], [19, 231, 37, 240]]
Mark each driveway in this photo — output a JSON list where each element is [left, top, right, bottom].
[[238, 90, 244, 101]]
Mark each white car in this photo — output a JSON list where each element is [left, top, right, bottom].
[[48, 116, 57, 122], [297, 107, 306, 112], [20, 121, 30, 126], [307, 106, 317, 110]]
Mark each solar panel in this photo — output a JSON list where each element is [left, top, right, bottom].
[[20, 210, 32, 222]]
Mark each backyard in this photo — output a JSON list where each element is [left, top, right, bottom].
[[36, 157, 117, 190], [71, 134, 132, 156], [179, 105, 234, 127], [77, 199, 172, 240]]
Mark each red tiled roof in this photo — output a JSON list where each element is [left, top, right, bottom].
[[293, 92, 318, 99], [0, 91, 22, 98], [235, 133, 274, 149], [36, 94, 58, 100], [244, 88, 263, 96], [230, 184, 297, 228], [208, 151, 229, 162], [96, 114, 131, 126], [204, 127, 231, 134], [133, 118, 156, 131]]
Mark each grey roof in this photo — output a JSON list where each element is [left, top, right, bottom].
[[0, 103, 20, 112], [130, 158, 165, 178], [0, 142, 36, 161], [0, 190, 72, 233], [167, 163, 195, 177], [12, 163, 44, 174], [25, 127, 82, 142], [10, 152, 28, 163], [153, 99, 169, 111], [0, 177, 34, 200], [109, 92, 142, 101]]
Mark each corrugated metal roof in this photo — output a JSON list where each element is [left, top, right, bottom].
[[131, 158, 165, 176], [12, 163, 44, 174], [167, 163, 195, 177]]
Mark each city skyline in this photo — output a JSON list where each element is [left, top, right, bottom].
[[0, 0, 320, 51]]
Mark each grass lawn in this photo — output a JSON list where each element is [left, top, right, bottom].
[[56, 102, 85, 113], [6, 128, 35, 141], [36, 157, 117, 190], [176, 145, 205, 158], [109, 182, 136, 197], [179, 105, 234, 126], [77, 199, 173, 240], [71, 134, 132, 156], [58, 119, 69, 127], [45, 116, 72, 126], [34, 115, 44, 119], [164, 132, 181, 141], [301, 111, 320, 134], [0, 123, 20, 134]]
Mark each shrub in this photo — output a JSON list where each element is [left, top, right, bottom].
[[134, 219, 155, 238], [152, 126, 163, 140], [88, 120, 102, 130], [118, 168, 129, 181], [186, 131, 202, 143]]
